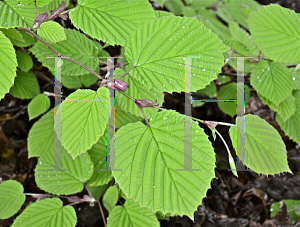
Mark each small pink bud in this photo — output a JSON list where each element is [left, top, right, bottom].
[[135, 99, 158, 108], [203, 120, 219, 130], [49, 1, 66, 20], [82, 195, 95, 202], [117, 61, 124, 69], [59, 14, 68, 20], [33, 12, 48, 29], [107, 79, 129, 92], [67, 196, 84, 203]]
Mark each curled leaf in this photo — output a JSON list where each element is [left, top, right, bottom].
[[33, 12, 48, 29], [135, 99, 158, 108], [49, 1, 66, 20]]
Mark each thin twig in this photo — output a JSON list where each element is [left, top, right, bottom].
[[118, 199, 124, 207], [116, 66, 137, 80], [59, 8, 73, 15], [16, 27, 102, 80], [137, 105, 151, 128], [152, 106, 236, 127], [97, 199, 107, 227]]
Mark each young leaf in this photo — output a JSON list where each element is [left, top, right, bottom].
[[30, 29, 98, 76], [9, 29, 36, 47], [28, 108, 54, 158], [155, 10, 175, 18], [86, 135, 113, 186], [35, 148, 94, 195], [28, 94, 51, 120], [112, 110, 216, 219], [217, 83, 250, 117], [125, 16, 229, 93], [0, 180, 26, 219], [107, 200, 160, 227], [0, 0, 44, 28], [114, 68, 164, 119], [195, 9, 231, 40], [248, 4, 300, 63], [69, 0, 156, 46], [37, 21, 67, 43], [276, 90, 300, 145], [164, 0, 185, 16], [0, 31, 17, 100], [54, 88, 110, 159], [250, 61, 293, 106], [259, 94, 296, 122], [0, 28, 24, 42], [11, 198, 77, 227], [16, 51, 33, 72], [217, 0, 261, 29], [61, 66, 99, 89], [228, 21, 259, 57], [103, 186, 119, 212], [229, 114, 292, 175], [10, 71, 40, 99]]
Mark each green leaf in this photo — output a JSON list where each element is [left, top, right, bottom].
[[87, 185, 107, 200], [36, 0, 53, 7], [217, 83, 250, 117], [69, 0, 156, 46], [195, 9, 231, 40], [223, 39, 252, 57], [114, 68, 164, 119], [196, 81, 216, 98], [86, 134, 113, 186], [190, 0, 219, 8], [9, 29, 36, 47], [112, 110, 216, 219], [55, 88, 110, 159], [164, 0, 185, 15], [250, 61, 293, 106], [276, 90, 300, 145], [103, 186, 119, 212], [155, 11, 175, 18], [28, 94, 51, 120], [259, 94, 296, 122], [218, 75, 231, 84], [0, 0, 44, 28], [10, 71, 40, 99], [11, 198, 77, 227], [37, 21, 67, 43], [228, 21, 259, 57], [16, 51, 33, 72], [107, 200, 160, 227], [48, 0, 69, 11], [271, 200, 300, 223], [225, 53, 257, 74], [183, 7, 196, 17], [92, 40, 110, 58], [115, 101, 142, 129], [229, 114, 292, 175], [28, 109, 54, 158], [291, 68, 300, 90], [0, 31, 17, 100], [35, 148, 94, 195], [30, 29, 98, 76], [61, 67, 99, 89], [217, 0, 261, 29], [17, 0, 35, 4], [247, 4, 300, 63], [125, 16, 229, 93], [0, 180, 25, 219], [0, 28, 24, 42]]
